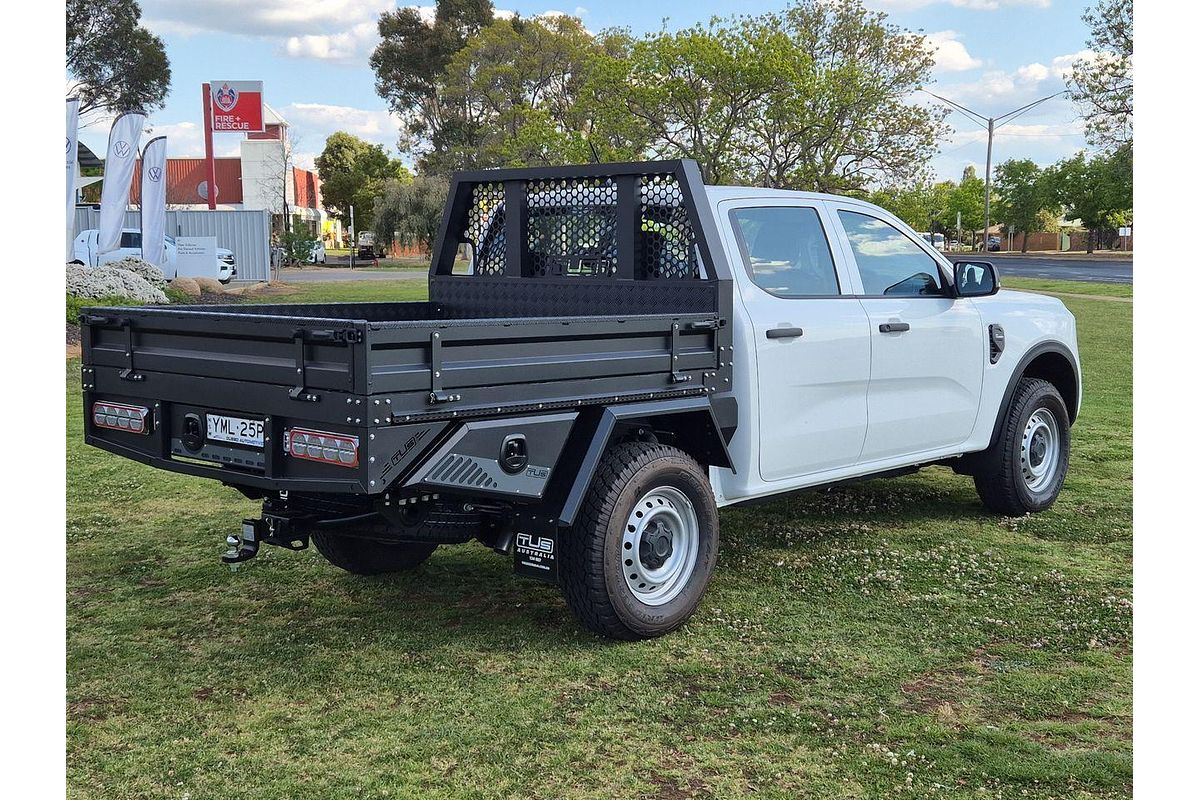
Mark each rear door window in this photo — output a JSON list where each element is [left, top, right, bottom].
[[729, 206, 839, 297], [119, 231, 141, 249]]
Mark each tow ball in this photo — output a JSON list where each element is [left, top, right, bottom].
[[222, 516, 310, 568], [222, 519, 263, 567]]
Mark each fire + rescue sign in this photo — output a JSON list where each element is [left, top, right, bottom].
[[209, 81, 264, 133]]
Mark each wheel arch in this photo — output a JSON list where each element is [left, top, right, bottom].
[[557, 397, 735, 528], [989, 342, 1080, 448]]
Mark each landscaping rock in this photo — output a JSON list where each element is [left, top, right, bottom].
[[169, 277, 202, 297], [194, 276, 226, 294]]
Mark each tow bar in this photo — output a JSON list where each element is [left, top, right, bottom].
[[222, 515, 310, 568]]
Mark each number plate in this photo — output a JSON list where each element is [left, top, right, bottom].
[[206, 414, 264, 448]]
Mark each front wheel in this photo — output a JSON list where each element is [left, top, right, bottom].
[[973, 377, 1071, 515], [562, 442, 719, 640]]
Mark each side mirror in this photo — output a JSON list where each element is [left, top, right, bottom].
[[953, 260, 998, 297]]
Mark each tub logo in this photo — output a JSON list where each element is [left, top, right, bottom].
[[214, 84, 238, 113]]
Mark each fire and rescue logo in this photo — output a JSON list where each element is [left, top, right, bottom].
[[113, 141, 131, 158], [147, 166, 163, 182], [214, 83, 238, 113]]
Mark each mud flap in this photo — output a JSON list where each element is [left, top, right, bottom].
[[513, 527, 559, 583]]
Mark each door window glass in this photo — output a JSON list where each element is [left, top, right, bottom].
[[119, 231, 141, 249], [838, 211, 945, 297], [730, 206, 839, 297]]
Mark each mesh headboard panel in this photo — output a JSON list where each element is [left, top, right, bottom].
[[428, 160, 730, 317]]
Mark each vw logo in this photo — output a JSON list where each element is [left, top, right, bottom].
[[114, 141, 131, 158], [147, 166, 163, 182]]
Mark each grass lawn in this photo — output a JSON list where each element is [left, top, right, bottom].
[[67, 277, 1131, 799]]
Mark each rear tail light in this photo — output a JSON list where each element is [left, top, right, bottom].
[[93, 402, 150, 434], [284, 428, 359, 468]]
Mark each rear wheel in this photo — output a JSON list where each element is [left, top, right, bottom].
[[311, 533, 436, 576], [973, 377, 1071, 515], [562, 441, 719, 640]]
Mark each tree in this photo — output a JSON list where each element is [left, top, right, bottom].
[[993, 159, 1051, 252], [597, 0, 947, 190], [866, 181, 953, 233], [371, 0, 497, 171], [1068, 0, 1132, 151], [66, 0, 171, 116], [434, 15, 645, 171], [315, 132, 411, 232], [373, 174, 451, 251], [1046, 147, 1132, 253], [941, 174, 985, 246]]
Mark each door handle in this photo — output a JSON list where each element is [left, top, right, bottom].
[[878, 322, 910, 333], [766, 327, 804, 339]]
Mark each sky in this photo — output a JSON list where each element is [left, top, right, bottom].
[[76, 0, 1099, 184]]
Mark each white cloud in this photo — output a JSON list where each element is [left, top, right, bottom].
[[142, 3, 576, 64], [280, 102, 403, 151], [142, 1, 394, 38], [923, 31, 982, 72], [932, 47, 1086, 109], [284, 22, 380, 63]]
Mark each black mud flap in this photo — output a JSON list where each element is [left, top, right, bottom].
[[514, 529, 559, 583]]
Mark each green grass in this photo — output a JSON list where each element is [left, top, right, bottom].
[[67, 277, 1131, 799]]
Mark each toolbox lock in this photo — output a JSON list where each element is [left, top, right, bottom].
[[500, 434, 528, 474]]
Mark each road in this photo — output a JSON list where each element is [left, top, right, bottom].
[[280, 255, 1133, 285], [987, 254, 1132, 284]]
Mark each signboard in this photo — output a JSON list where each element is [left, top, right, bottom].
[[209, 80, 264, 132], [175, 236, 219, 279], [1118, 226, 1132, 237]]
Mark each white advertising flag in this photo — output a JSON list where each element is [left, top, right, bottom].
[[98, 111, 146, 254], [140, 136, 168, 268], [66, 98, 80, 261]]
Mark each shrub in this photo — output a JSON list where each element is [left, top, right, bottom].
[[105, 256, 168, 289], [66, 294, 146, 325], [66, 263, 169, 304]]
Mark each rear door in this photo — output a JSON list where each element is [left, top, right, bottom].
[[722, 200, 872, 481], [830, 205, 984, 463]]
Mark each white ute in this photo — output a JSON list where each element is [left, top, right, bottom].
[[72, 228, 238, 283], [708, 187, 1079, 517]]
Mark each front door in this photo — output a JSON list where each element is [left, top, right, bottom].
[[725, 203, 872, 481], [833, 208, 984, 463]]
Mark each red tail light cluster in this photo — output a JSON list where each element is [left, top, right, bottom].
[[284, 428, 359, 468], [92, 402, 150, 434]]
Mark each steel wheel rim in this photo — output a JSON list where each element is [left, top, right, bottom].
[[1020, 408, 1060, 493], [620, 486, 699, 606]]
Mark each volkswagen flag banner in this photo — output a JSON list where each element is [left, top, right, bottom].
[[98, 111, 146, 254], [140, 136, 168, 269], [209, 80, 264, 132], [66, 97, 79, 261]]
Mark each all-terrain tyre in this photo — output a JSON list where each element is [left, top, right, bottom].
[[311, 534, 437, 575], [973, 377, 1071, 515], [562, 441, 719, 640]]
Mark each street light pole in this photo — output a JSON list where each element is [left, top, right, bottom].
[[922, 89, 1066, 251], [983, 117, 994, 248]]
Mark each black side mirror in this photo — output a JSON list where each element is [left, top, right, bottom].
[[953, 260, 998, 297]]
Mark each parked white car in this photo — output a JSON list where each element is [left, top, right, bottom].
[[72, 228, 237, 283], [309, 240, 326, 264]]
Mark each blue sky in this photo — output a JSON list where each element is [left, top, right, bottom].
[[77, 1, 1098, 183]]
